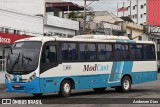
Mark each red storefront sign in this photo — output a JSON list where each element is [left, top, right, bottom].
[[0, 32, 33, 44]]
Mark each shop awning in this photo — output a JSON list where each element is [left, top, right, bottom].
[[45, 2, 84, 12], [0, 32, 32, 44]]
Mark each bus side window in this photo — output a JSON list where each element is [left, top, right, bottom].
[[41, 46, 49, 63], [106, 44, 113, 61], [88, 44, 96, 60], [61, 43, 78, 61], [98, 44, 106, 61], [41, 45, 56, 63], [115, 44, 121, 60], [80, 43, 87, 60], [135, 45, 143, 60], [79, 43, 96, 61], [130, 44, 136, 60], [48, 46, 57, 63], [121, 44, 129, 60], [144, 45, 156, 60]]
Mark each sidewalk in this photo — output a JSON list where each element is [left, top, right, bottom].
[[0, 72, 5, 93], [0, 71, 5, 84]]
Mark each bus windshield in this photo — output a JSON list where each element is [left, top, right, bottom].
[[6, 41, 42, 74]]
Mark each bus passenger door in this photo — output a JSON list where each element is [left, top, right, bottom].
[[39, 42, 59, 93]]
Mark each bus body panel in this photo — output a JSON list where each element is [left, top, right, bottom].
[[38, 61, 157, 93], [5, 37, 158, 95], [5, 61, 157, 94]]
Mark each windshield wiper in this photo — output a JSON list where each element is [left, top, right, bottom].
[[22, 54, 32, 64], [10, 53, 21, 73]]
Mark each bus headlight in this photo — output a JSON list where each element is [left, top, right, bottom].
[[27, 73, 36, 82], [5, 73, 12, 82]]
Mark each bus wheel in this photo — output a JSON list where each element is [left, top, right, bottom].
[[59, 79, 71, 97], [33, 93, 43, 97], [93, 88, 106, 92], [115, 76, 131, 92]]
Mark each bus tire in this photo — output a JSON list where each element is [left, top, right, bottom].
[[59, 79, 72, 97], [93, 88, 106, 92], [33, 93, 43, 97], [116, 76, 131, 92]]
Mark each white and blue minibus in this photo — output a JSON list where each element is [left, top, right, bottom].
[[5, 35, 157, 97]]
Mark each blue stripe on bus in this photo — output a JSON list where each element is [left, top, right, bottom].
[[5, 71, 157, 94]]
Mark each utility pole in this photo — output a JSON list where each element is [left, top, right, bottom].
[[83, 0, 99, 34], [123, 2, 125, 17], [130, 0, 131, 18], [83, 0, 86, 34], [137, 0, 138, 24], [117, 2, 118, 17]]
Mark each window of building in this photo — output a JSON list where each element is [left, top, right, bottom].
[[0, 27, 4, 32], [133, 6, 136, 10], [5, 28, 9, 33], [126, 7, 128, 11], [98, 44, 113, 61], [55, 32, 63, 37], [79, 43, 96, 61], [141, 5, 144, 9], [67, 35, 74, 38], [141, 14, 143, 18], [61, 43, 78, 61], [144, 45, 156, 60], [139, 36, 142, 40], [135, 14, 138, 18]]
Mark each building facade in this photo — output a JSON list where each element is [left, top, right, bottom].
[[0, 0, 82, 37], [0, 0, 83, 71], [118, 0, 147, 25]]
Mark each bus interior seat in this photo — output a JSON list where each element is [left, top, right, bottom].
[[70, 49, 77, 60], [80, 51, 86, 60], [89, 51, 96, 60]]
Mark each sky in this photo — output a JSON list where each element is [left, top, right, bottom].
[[64, 0, 143, 16]]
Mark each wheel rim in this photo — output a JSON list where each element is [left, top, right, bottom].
[[123, 80, 130, 90], [63, 83, 70, 93]]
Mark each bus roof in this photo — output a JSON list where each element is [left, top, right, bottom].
[[15, 36, 155, 44]]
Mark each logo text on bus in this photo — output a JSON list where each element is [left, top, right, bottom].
[[83, 64, 109, 72]]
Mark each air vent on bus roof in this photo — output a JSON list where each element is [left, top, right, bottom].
[[73, 35, 130, 40]]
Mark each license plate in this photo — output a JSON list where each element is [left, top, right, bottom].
[[14, 84, 20, 88]]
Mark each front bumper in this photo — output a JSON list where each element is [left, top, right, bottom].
[[5, 77, 41, 94]]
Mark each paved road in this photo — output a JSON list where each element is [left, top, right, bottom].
[[0, 74, 160, 107]]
